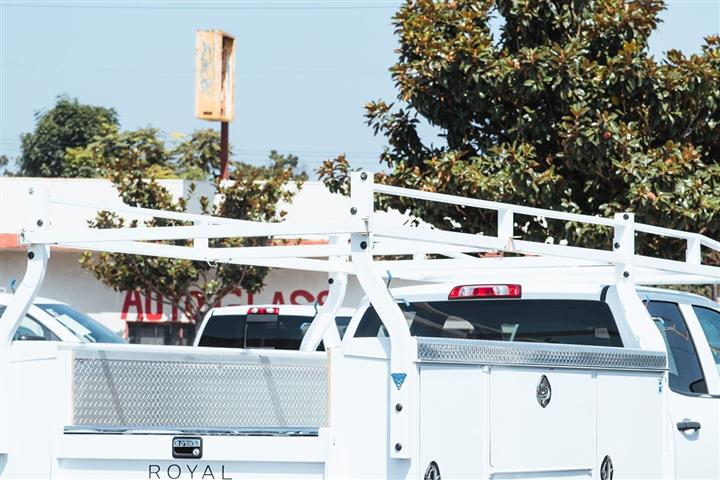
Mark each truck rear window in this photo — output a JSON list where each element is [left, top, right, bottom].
[[355, 299, 623, 347]]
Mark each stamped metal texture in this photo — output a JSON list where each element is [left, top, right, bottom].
[[416, 337, 666, 371], [71, 349, 327, 429]]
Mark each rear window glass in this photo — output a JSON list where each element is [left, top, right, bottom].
[[355, 299, 623, 347], [199, 314, 316, 350]]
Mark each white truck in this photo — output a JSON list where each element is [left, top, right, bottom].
[[1, 172, 718, 480]]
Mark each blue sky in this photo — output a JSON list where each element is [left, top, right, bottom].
[[1, 0, 718, 175]]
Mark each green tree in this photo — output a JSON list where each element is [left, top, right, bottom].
[[0, 155, 15, 176], [65, 126, 174, 179], [320, 0, 720, 265], [169, 129, 225, 180], [20, 95, 118, 177], [79, 133, 303, 324]]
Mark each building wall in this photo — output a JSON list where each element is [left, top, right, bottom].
[[0, 249, 370, 337]]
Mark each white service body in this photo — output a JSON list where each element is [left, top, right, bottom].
[[1, 172, 719, 479]]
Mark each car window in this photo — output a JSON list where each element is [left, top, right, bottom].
[[0, 305, 59, 341], [198, 313, 315, 350], [36, 304, 124, 344], [336, 316, 352, 339], [647, 301, 707, 395], [355, 299, 623, 347], [693, 306, 720, 377]]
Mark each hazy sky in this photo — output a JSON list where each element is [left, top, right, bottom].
[[1, 1, 718, 174]]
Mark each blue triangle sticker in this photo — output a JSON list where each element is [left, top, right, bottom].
[[391, 373, 407, 390]]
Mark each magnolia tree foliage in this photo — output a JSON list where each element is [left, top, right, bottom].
[[77, 128, 302, 322], [320, 0, 719, 264]]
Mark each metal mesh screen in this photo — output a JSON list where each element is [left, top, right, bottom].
[[72, 354, 327, 429]]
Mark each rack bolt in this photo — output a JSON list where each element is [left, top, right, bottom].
[[613, 242, 620, 249], [36, 219, 43, 227], [28, 252, 35, 260], [328, 278, 335, 285], [623, 271, 630, 278], [350, 207, 357, 215], [394, 443, 402, 452], [28, 188, 34, 195], [360, 241, 368, 250], [395, 403, 403, 412], [623, 213, 629, 220], [360, 172, 368, 181]]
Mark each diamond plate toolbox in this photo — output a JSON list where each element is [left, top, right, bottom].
[[71, 347, 327, 429], [416, 337, 667, 371]]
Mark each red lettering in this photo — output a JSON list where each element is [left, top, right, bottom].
[[144, 291, 163, 321], [272, 291, 285, 304], [290, 289, 315, 305], [121, 290, 144, 321], [317, 290, 328, 305]]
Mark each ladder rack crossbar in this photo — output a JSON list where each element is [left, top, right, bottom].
[[374, 184, 621, 228], [48, 196, 250, 226], [21, 220, 365, 245]]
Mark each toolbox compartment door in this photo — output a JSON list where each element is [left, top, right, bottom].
[[489, 367, 594, 473]]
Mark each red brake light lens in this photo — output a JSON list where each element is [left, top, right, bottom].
[[247, 307, 279, 315], [448, 284, 521, 300]]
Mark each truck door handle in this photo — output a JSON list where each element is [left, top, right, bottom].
[[677, 421, 701, 432]]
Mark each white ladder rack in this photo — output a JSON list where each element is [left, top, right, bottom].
[[15, 171, 719, 285]]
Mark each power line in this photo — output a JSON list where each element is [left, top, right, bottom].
[[1, 63, 388, 76], [0, 1, 401, 10]]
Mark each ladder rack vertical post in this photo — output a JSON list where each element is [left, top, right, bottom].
[[497, 208, 514, 251], [610, 212, 665, 350], [613, 212, 635, 282], [0, 187, 50, 454], [299, 235, 348, 351], [349, 172, 415, 461], [194, 219, 209, 250], [686, 237, 701, 265]]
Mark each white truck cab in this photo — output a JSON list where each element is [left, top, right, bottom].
[[638, 287, 720, 479], [1, 172, 718, 479]]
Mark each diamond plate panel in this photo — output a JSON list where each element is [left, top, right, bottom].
[[416, 337, 666, 371], [72, 356, 327, 428]]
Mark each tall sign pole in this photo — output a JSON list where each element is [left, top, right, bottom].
[[195, 30, 236, 180]]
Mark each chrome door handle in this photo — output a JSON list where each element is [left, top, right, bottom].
[[677, 421, 701, 432]]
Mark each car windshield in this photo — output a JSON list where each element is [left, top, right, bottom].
[[36, 303, 125, 344]]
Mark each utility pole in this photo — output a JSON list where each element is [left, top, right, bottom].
[[220, 121, 229, 180]]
